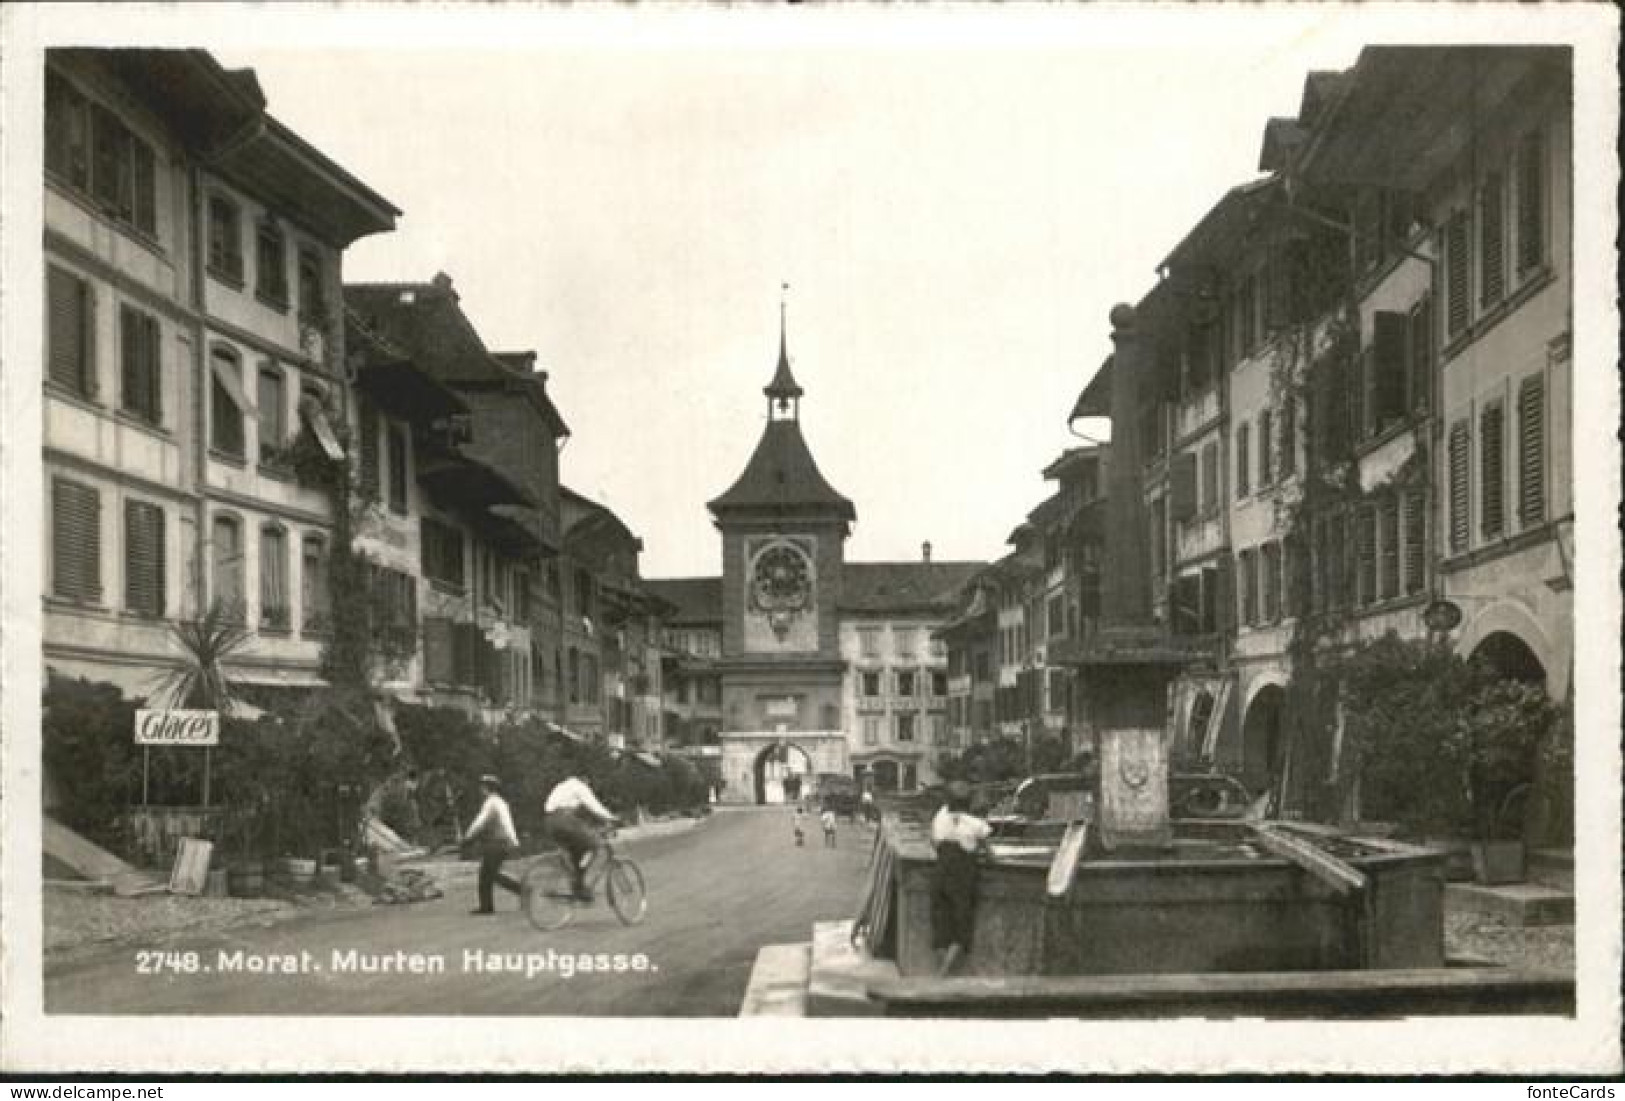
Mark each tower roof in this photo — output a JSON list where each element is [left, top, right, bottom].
[[707, 418, 855, 521], [764, 323, 804, 404]]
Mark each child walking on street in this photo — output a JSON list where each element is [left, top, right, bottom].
[[821, 807, 837, 848], [793, 806, 806, 847]]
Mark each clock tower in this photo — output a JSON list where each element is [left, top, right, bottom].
[[706, 303, 854, 802]]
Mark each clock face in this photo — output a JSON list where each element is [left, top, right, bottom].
[[751, 545, 811, 613]]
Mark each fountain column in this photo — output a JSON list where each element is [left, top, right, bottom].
[[1090, 304, 1177, 851]]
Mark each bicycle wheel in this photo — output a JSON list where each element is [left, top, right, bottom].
[[605, 858, 647, 926], [521, 855, 577, 931]]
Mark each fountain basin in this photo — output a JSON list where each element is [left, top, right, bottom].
[[884, 822, 1446, 977]]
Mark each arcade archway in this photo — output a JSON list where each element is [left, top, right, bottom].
[[753, 742, 814, 805], [1473, 631, 1546, 685], [1240, 685, 1286, 799]]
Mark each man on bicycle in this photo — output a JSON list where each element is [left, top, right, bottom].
[[543, 775, 620, 901]]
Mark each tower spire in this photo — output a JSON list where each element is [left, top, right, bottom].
[[765, 281, 804, 418]]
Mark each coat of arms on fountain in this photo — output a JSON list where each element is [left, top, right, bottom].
[[750, 544, 812, 641]]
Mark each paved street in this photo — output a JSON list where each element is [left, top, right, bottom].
[[45, 807, 874, 1016]]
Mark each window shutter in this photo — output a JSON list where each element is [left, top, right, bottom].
[[48, 267, 93, 396], [1280, 396, 1296, 477], [1235, 422, 1250, 498], [1448, 420, 1471, 554], [1351, 348, 1371, 444], [1445, 209, 1470, 337], [52, 479, 101, 602], [1480, 400, 1506, 540], [1378, 494, 1400, 600], [1372, 311, 1408, 431], [1202, 441, 1219, 512], [1517, 130, 1545, 273], [260, 527, 288, 629], [1355, 505, 1377, 607], [1403, 489, 1427, 595], [1258, 410, 1273, 487], [1517, 375, 1546, 527], [1309, 516, 1327, 615], [1170, 451, 1197, 520], [123, 500, 165, 617], [1479, 173, 1506, 307], [1408, 296, 1433, 413], [359, 398, 380, 496]]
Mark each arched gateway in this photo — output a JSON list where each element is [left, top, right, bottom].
[[721, 734, 849, 805]]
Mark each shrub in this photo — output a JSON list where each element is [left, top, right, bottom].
[[42, 675, 140, 852]]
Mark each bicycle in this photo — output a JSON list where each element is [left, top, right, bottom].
[[520, 829, 647, 930]]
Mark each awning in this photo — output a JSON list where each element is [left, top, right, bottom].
[[211, 355, 249, 411], [299, 396, 345, 461], [544, 721, 587, 745]]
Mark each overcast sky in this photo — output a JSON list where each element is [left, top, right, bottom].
[[189, 8, 1565, 578]]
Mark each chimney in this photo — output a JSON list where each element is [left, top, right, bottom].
[[922, 541, 932, 563]]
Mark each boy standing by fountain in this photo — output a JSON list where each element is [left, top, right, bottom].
[[930, 781, 993, 976]]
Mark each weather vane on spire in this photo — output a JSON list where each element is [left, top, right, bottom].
[[766, 280, 803, 418]]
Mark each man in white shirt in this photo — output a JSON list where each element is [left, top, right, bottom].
[[929, 781, 993, 975], [464, 775, 520, 916], [544, 776, 620, 901]]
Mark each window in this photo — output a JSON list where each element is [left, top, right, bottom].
[[256, 220, 288, 306], [47, 265, 95, 398], [1479, 173, 1506, 308], [257, 366, 285, 462], [1047, 669, 1069, 713], [1261, 542, 1281, 623], [1378, 495, 1401, 601], [1516, 130, 1547, 274], [897, 671, 916, 698], [1448, 419, 1471, 554], [1047, 593, 1066, 638], [260, 525, 289, 630], [1279, 396, 1296, 478], [858, 628, 879, 659], [386, 422, 409, 515], [1355, 505, 1377, 607], [45, 71, 91, 190], [207, 196, 243, 282], [932, 671, 948, 698], [211, 514, 244, 622], [52, 478, 101, 602], [1326, 511, 1348, 611], [1444, 208, 1471, 339], [1235, 421, 1251, 497], [123, 499, 165, 617], [1480, 400, 1506, 541], [863, 717, 879, 746], [297, 247, 326, 323], [210, 348, 245, 459], [575, 569, 594, 619], [302, 535, 329, 635], [118, 304, 161, 425], [861, 672, 881, 698], [1408, 295, 1434, 414], [358, 401, 381, 497], [929, 715, 946, 746], [1258, 410, 1273, 487], [895, 629, 916, 660], [368, 564, 418, 654], [567, 648, 580, 704], [46, 74, 156, 236], [421, 518, 465, 591], [516, 570, 534, 622], [1237, 549, 1255, 627], [1518, 375, 1547, 527], [1282, 537, 1302, 620], [897, 713, 916, 743], [1371, 311, 1408, 434], [1200, 440, 1219, 515]]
